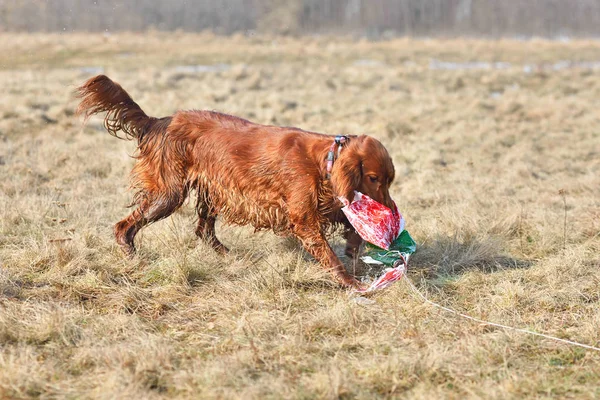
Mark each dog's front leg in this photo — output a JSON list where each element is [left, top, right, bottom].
[[291, 223, 362, 288], [343, 226, 363, 259]]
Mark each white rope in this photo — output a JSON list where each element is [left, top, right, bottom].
[[404, 277, 600, 352]]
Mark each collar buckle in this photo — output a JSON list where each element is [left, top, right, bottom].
[[326, 135, 348, 179]]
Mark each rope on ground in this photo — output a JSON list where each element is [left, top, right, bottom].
[[404, 277, 600, 352]]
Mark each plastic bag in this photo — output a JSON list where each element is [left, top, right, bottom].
[[339, 192, 403, 250], [339, 191, 416, 293]]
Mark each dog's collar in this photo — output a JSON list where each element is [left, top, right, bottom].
[[326, 135, 348, 179]]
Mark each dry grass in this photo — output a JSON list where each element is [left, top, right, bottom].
[[1, 32, 599, 399]]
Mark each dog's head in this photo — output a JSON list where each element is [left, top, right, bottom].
[[331, 135, 395, 210]]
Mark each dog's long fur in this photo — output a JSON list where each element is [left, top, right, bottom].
[[76, 75, 395, 288]]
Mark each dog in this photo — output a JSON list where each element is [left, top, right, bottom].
[[76, 75, 395, 288]]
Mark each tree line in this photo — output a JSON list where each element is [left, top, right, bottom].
[[1, 0, 598, 38]]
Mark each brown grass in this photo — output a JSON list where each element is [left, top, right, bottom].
[[1, 32, 599, 399]]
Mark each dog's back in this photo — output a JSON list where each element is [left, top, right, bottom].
[[167, 109, 328, 231]]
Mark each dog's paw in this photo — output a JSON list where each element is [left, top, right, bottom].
[[338, 274, 366, 291]]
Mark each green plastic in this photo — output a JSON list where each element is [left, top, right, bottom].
[[362, 230, 416, 266]]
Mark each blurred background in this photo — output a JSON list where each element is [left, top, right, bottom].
[[1, 0, 600, 38]]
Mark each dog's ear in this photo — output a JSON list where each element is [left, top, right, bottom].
[[330, 140, 363, 203]]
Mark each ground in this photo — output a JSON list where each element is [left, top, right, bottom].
[[0, 32, 599, 399]]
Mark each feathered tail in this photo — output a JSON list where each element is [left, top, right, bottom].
[[75, 74, 158, 141]]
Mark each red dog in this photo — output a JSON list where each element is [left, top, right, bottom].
[[76, 75, 395, 288]]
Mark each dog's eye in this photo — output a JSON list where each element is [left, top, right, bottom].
[[368, 176, 378, 183]]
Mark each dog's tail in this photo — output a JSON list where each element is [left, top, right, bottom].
[[76, 74, 158, 141]]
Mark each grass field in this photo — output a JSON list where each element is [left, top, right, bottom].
[[1, 32, 599, 399]]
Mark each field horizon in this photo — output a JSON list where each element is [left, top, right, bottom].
[[1, 33, 599, 399]]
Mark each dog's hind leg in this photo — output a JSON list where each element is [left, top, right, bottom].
[[114, 191, 186, 256], [195, 192, 229, 255]]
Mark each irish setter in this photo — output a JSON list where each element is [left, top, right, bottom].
[[76, 75, 395, 288]]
